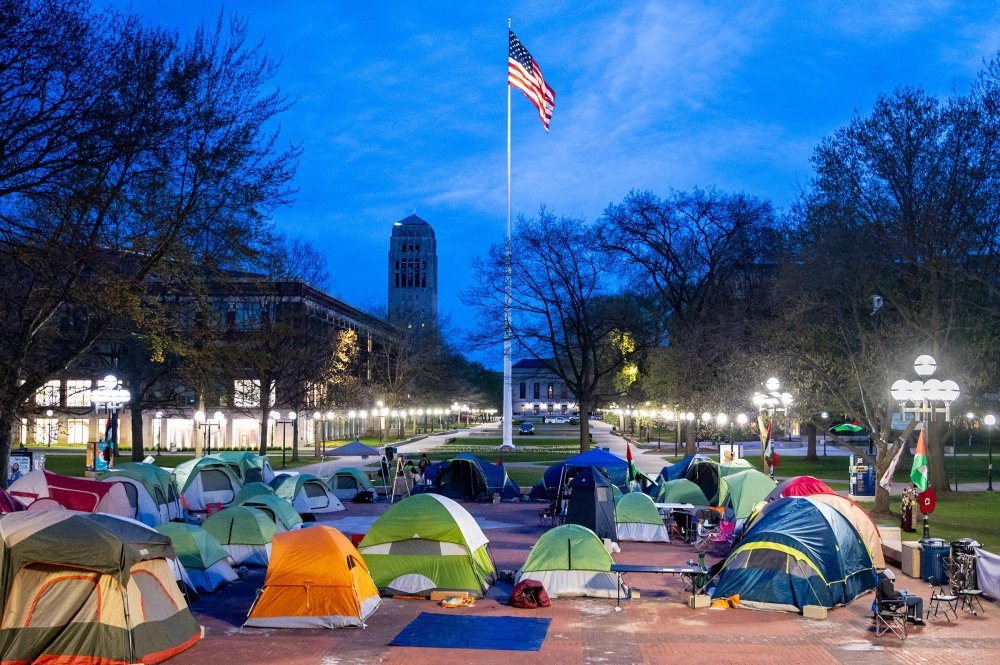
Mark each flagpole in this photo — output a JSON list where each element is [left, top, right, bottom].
[[502, 18, 513, 450]]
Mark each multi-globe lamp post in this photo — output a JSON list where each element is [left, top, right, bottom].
[[269, 410, 296, 469], [90, 374, 130, 459], [193, 410, 225, 457]]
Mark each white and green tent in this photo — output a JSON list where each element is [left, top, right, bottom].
[[516, 524, 625, 598], [357, 493, 495, 597], [326, 467, 376, 502], [156, 522, 238, 593], [202, 505, 277, 567], [615, 492, 669, 542]]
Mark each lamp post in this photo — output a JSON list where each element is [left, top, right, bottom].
[[985, 414, 996, 492], [889, 355, 960, 536], [753, 377, 793, 480], [154, 411, 162, 454], [91, 374, 130, 459], [269, 411, 295, 469], [820, 412, 829, 456]]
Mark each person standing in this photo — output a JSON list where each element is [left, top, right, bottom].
[[900, 483, 917, 533]]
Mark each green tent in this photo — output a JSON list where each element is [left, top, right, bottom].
[[719, 458, 754, 477], [237, 493, 303, 531], [233, 481, 278, 506], [358, 493, 495, 597], [100, 462, 183, 525], [210, 452, 276, 484], [516, 524, 623, 598], [656, 478, 709, 505], [171, 458, 243, 511], [720, 469, 775, 520], [326, 467, 375, 501], [202, 505, 277, 567], [156, 522, 238, 593], [270, 473, 345, 514], [615, 492, 669, 542]]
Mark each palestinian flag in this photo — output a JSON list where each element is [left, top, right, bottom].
[[626, 440, 635, 482], [910, 429, 929, 491]]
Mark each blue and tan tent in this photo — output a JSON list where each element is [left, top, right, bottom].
[[711, 497, 876, 612]]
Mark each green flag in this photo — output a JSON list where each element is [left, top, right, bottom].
[[909, 429, 929, 491]]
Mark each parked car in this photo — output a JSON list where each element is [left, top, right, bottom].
[[544, 416, 569, 424], [519, 422, 535, 435]]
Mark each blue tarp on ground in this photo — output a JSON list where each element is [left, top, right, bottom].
[[391, 612, 550, 651]]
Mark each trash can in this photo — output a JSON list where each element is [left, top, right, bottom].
[[951, 538, 980, 558], [920, 538, 950, 583]]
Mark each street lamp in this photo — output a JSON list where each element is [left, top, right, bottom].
[[890, 355, 960, 535], [753, 377, 793, 479], [91, 374, 130, 458], [270, 410, 296, 469], [985, 414, 996, 492]]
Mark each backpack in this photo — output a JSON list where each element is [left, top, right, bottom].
[[510, 579, 551, 609]]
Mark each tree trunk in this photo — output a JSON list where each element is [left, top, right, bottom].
[[577, 397, 591, 453], [0, 407, 16, 488], [257, 377, 271, 456], [684, 421, 697, 457], [805, 423, 817, 461], [291, 414, 299, 462], [130, 406, 145, 462], [926, 419, 951, 491]]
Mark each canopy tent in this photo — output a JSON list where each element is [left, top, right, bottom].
[[8, 470, 131, 517], [533, 449, 654, 501], [323, 440, 382, 458], [516, 524, 624, 598], [100, 462, 183, 526], [156, 522, 238, 594], [655, 478, 709, 505], [358, 493, 495, 597], [615, 492, 669, 542], [237, 493, 304, 531], [0, 487, 25, 514], [270, 473, 346, 515], [766, 475, 834, 502], [246, 526, 381, 629], [712, 497, 876, 612], [210, 452, 276, 484], [202, 505, 277, 566], [326, 467, 376, 502], [171, 458, 243, 512], [233, 481, 279, 506], [0, 511, 200, 664], [719, 470, 775, 520], [425, 453, 520, 502], [564, 466, 617, 541]]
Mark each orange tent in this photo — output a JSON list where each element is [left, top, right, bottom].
[[245, 525, 381, 629]]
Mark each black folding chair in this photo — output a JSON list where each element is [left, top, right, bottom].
[[926, 576, 958, 621], [874, 598, 908, 639], [953, 570, 986, 616]]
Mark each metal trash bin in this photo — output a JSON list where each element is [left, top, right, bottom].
[[951, 538, 980, 557], [921, 538, 950, 583]]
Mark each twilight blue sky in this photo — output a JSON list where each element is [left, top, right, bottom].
[[113, 1, 1000, 366]]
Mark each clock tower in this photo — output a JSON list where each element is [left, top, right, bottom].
[[388, 214, 438, 326]]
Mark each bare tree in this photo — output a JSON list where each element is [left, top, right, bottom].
[[0, 3, 299, 477], [465, 210, 643, 452]]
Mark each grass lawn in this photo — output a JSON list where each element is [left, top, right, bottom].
[[853, 492, 1000, 552], [506, 467, 546, 488]]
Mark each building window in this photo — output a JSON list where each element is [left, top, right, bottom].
[[533, 404, 540, 415], [35, 380, 60, 407], [65, 380, 92, 407], [519, 382, 526, 399], [233, 380, 273, 408], [67, 419, 89, 444], [547, 383, 554, 399], [533, 383, 540, 399], [560, 383, 568, 399], [35, 418, 59, 445]]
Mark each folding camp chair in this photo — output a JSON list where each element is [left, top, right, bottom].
[[926, 576, 958, 621], [693, 509, 721, 552], [706, 520, 736, 557], [874, 598, 908, 639]]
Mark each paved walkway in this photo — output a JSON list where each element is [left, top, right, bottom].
[[170, 499, 1000, 665]]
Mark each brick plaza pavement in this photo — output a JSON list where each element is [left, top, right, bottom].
[[170, 500, 999, 665]]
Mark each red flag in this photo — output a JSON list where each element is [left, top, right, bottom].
[[509, 30, 556, 131], [496, 453, 503, 467], [626, 441, 635, 482]]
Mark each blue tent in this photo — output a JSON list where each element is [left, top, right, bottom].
[[541, 449, 629, 488], [423, 453, 520, 502], [663, 455, 696, 481], [711, 497, 876, 612]]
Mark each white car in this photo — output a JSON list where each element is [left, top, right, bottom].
[[544, 416, 570, 424]]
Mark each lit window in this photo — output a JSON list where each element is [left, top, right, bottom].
[[35, 380, 60, 407], [65, 380, 92, 407]]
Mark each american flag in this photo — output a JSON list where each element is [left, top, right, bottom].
[[509, 30, 555, 131]]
